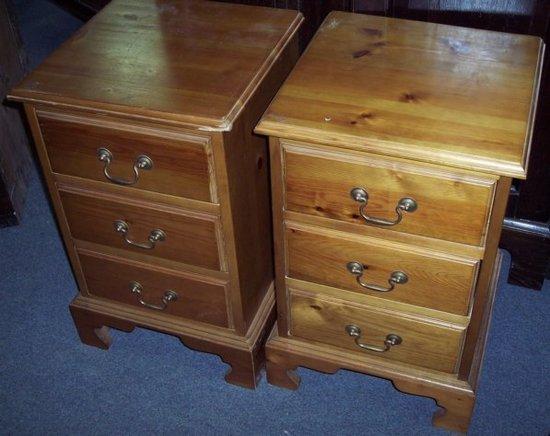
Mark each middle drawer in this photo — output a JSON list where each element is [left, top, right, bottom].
[[60, 188, 223, 271], [286, 223, 478, 315]]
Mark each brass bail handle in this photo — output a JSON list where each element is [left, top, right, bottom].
[[113, 220, 166, 250], [345, 324, 402, 353], [97, 147, 153, 186], [346, 261, 408, 293], [129, 281, 178, 311], [350, 187, 417, 226]]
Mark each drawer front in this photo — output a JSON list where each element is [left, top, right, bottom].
[[60, 189, 222, 271], [286, 225, 478, 315], [39, 112, 214, 202], [290, 291, 465, 373], [79, 251, 229, 328], [283, 143, 496, 246]]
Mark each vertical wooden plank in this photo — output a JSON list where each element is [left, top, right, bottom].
[[459, 177, 512, 379], [209, 131, 245, 334], [221, 31, 300, 332], [23, 104, 90, 296], [269, 137, 291, 336]]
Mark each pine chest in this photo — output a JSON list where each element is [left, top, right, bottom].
[[10, 0, 302, 388], [255, 11, 543, 430]]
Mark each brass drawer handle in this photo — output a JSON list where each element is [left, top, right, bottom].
[[350, 187, 417, 226], [345, 324, 402, 352], [114, 220, 166, 249], [97, 147, 153, 186], [346, 261, 408, 292], [129, 281, 178, 311]]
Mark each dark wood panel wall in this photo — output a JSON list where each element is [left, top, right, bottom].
[[0, 1, 32, 227], [50, 0, 550, 289]]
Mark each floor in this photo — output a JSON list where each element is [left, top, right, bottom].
[[1, 1, 549, 434]]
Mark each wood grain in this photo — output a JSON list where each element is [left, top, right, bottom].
[[23, 105, 91, 295], [78, 249, 230, 328], [9, 0, 303, 130], [266, 322, 477, 432], [217, 31, 300, 331], [55, 172, 220, 216], [257, 10, 537, 431], [70, 283, 277, 388], [285, 277, 470, 326], [459, 177, 512, 378], [38, 111, 215, 202], [289, 289, 466, 373], [284, 209, 485, 260], [75, 239, 230, 283], [256, 12, 544, 178], [59, 188, 223, 271], [268, 137, 291, 335], [266, 252, 503, 432], [286, 223, 478, 315], [283, 141, 496, 246], [13, 0, 303, 389]]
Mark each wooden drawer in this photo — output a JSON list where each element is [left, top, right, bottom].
[[286, 224, 478, 315], [60, 188, 223, 271], [79, 250, 229, 328], [283, 142, 496, 246], [38, 111, 215, 202], [289, 290, 466, 373]]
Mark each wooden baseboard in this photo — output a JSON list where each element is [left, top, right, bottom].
[[265, 252, 503, 433], [69, 282, 276, 389], [70, 281, 275, 350]]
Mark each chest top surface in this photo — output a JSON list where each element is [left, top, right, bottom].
[[256, 12, 544, 178], [9, 0, 302, 130]]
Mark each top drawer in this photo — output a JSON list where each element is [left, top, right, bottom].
[[38, 111, 215, 202], [282, 142, 497, 246]]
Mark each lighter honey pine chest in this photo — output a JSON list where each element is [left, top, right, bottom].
[[10, 0, 302, 389], [255, 12, 544, 431]]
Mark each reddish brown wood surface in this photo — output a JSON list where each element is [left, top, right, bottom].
[[282, 142, 497, 246], [79, 250, 230, 327], [217, 32, 300, 331], [9, 0, 303, 130], [256, 12, 543, 179], [70, 287, 277, 389], [14, 0, 303, 389], [289, 289, 466, 373], [258, 12, 536, 432], [286, 223, 478, 315], [60, 188, 223, 270], [38, 111, 215, 202]]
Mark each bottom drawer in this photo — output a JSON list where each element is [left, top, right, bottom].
[[289, 289, 466, 373], [79, 250, 229, 328]]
